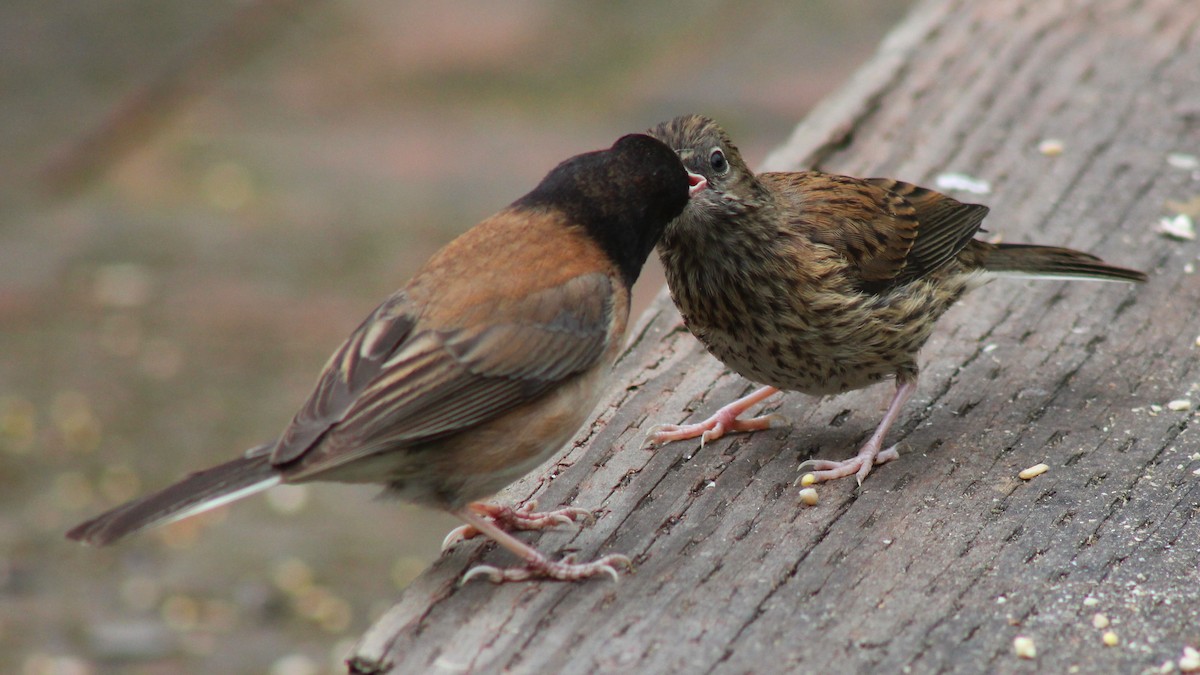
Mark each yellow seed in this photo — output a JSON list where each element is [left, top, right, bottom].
[[799, 488, 818, 506], [1014, 636, 1037, 659], [1038, 139, 1065, 156], [1019, 463, 1050, 480], [1092, 613, 1110, 629], [1102, 631, 1119, 646], [799, 473, 816, 487]]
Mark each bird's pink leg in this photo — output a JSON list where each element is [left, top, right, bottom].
[[798, 378, 916, 485], [441, 501, 592, 551], [454, 505, 630, 584], [646, 386, 785, 447]]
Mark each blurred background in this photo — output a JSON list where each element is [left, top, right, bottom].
[[1, 1, 911, 672]]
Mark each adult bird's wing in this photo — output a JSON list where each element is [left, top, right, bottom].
[[266, 272, 615, 477]]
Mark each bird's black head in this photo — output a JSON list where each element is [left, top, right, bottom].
[[649, 114, 762, 220], [516, 133, 696, 286]]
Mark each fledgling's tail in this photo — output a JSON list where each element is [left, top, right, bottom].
[[66, 449, 280, 546], [980, 243, 1147, 283]]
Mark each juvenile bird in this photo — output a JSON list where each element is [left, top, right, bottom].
[[647, 114, 1146, 485], [68, 134, 707, 583]]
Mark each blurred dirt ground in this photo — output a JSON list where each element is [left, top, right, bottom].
[[0, 1, 908, 672]]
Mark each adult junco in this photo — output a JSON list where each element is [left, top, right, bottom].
[[647, 114, 1145, 485], [68, 133, 707, 583]]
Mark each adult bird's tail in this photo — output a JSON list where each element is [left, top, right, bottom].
[[980, 243, 1148, 282], [66, 449, 280, 546]]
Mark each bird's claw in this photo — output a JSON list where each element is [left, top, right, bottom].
[[796, 444, 900, 485], [645, 412, 788, 449], [442, 502, 594, 551], [645, 419, 729, 448], [644, 422, 689, 448], [460, 553, 632, 584], [762, 413, 790, 429], [460, 564, 506, 585], [441, 524, 476, 551]]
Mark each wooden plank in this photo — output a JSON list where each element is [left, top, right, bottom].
[[350, 0, 1200, 672]]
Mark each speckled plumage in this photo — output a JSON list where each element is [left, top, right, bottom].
[[649, 114, 1146, 484]]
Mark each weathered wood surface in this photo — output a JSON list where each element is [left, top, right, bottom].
[[351, 0, 1200, 672]]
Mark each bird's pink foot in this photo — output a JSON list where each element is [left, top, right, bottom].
[[451, 503, 627, 584], [461, 553, 632, 584], [797, 444, 900, 485], [647, 386, 785, 448], [442, 501, 592, 551], [646, 413, 786, 447], [798, 378, 915, 486]]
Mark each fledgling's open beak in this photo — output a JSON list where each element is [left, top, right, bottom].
[[687, 171, 708, 197]]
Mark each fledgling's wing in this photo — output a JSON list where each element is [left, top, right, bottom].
[[864, 178, 990, 286], [762, 172, 990, 292], [762, 171, 920, 288]]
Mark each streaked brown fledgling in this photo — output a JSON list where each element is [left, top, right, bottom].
[[67, 134, 707, 583], [647, 114, 1146, 485]]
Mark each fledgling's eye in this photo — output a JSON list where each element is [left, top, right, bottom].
[[709, 148, 728, 174]]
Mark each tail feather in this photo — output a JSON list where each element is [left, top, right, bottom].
[[66, 452, 281, 546], [982, 243, 1147, 283]]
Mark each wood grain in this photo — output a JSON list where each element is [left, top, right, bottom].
[[351, 0, 1200, 672]]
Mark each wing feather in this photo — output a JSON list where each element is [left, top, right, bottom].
[[269, 273, 616, 475], [761, 172, 989, 293]]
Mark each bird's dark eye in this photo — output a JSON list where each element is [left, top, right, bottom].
[[709, 148, 728, 174]]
